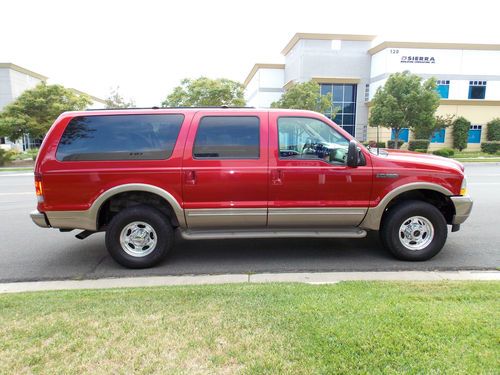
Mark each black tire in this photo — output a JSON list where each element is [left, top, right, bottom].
[[380, 200, 447, 261], [105, 205, 174, 268]]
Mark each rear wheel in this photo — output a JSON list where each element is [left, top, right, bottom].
[[380, 200, 447, 261], [105, 205, 174, 268]]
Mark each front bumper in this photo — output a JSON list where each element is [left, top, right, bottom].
[[30, 210, 50, 228], [450, 196, 473, 225]]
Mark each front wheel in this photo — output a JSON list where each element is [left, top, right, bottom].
[[380, 200, 447, 261], [105, 205, 174, 268]]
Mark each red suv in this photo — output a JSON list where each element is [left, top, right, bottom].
[[30, 108, 472, 268]]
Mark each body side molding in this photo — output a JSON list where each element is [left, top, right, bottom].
[[46, 183, 185, 230]]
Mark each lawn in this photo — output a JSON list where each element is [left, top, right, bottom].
[[0, 282, 498, 374]]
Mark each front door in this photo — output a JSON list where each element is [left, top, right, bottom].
[[182, 111, 269, 229], [268, 113, 372, 227]]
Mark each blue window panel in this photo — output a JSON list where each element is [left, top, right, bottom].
[[343, 85, 355, 101], [332, 85, 343, 101], [468, 129, 481, 143], [342, 125, 355, 136], [468, 85, 486, 99], [391, 128, 409, 142], [436, 85, 449, 99], [342, 114, 355, 125], [332, 113, 342, 124], [431, 129, 445, 143], [320, 84, 331, 96]]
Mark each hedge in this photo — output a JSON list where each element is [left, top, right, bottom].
[[486, 118, 500, 141], [480, 141, 500, 154], [408, 139, 430, 152], [387, 140, 405, 149], [432, 148, 455, 157]]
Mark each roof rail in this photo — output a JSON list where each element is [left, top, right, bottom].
[[86, 106, 256, 111]]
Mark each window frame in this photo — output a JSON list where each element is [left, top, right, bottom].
[[468, 80, 487, 100], [192, 115, 261, 160], [276, 115, 350, 166], [55, 113, 185, 162]]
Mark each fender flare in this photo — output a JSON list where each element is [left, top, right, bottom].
[[359, 182, 453, 231]]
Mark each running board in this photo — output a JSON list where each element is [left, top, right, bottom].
[[179, 228, 367, 240]]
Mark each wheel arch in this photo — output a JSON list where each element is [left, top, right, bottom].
[[359, 183, 455, 231], [91, 184, 185, 230]]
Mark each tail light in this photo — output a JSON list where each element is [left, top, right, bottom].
[[34, 172, 44, 203]]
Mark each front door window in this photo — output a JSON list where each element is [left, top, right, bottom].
[[278, 117, 349, 165]]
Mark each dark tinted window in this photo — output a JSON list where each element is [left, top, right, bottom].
[[56, 114, 184, 161], [193, 116, 260, 159]]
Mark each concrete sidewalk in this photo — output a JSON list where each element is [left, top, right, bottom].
[[0, 270, 499, 293]]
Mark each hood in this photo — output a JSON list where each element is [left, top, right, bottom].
[[375, 149, 464, 173]]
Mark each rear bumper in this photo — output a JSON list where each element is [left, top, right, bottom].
[[30, 210, 50, 228], [450, 196, 473, 225]]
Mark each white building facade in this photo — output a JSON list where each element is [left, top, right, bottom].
[[244, 34, 500, 150], [0, 63, 105, 151]]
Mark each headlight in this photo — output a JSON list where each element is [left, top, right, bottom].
[[460, 175, 467, 196]]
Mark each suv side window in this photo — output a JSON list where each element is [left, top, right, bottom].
[[278, 117, 349, 165], [56, 114, 184, 161], [193, 116, 260, 159]]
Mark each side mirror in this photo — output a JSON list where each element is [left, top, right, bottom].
[[347, 140, 358, 167]]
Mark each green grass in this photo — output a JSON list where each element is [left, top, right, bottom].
[[0, 282, 498, 374], [0, 167, 34, 172]]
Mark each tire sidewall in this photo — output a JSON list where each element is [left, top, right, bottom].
[[105, 205, 174, 268], [382, 201, 447, 261]]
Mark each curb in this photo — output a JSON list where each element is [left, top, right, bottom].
[[0, 271, 499, 294]]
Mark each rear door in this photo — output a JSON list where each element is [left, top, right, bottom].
[[182, 111, 269, 229]]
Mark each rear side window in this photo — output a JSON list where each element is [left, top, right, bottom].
[[193, 116, 260, 159], [56, 114, 184, 161]]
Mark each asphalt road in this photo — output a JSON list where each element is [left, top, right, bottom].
[[0, 163, 499, 282]]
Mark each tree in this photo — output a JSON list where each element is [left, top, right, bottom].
[[452, 116, 471, 151], [0, 82, 91, 141], [105, 86, 135, 108], [162, 77, 245, 107], [369, 71, 440, 148], [486, 118, 500, 141], [414, 113, 455, 140], [271, 81, 333, 114]]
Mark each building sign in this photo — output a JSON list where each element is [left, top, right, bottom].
[[401, 56, 436, 64]]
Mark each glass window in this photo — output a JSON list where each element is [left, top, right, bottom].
[[468, 81, 486, 99], [436, 80, 450, 99], [467, 125, 482, 143], [320, 84, 332, 96], [320, 83, 357, 136], [193, 116, 260, 159], [332, 85, 343, 102], [278, 117, 349, 165], [56, 114, 184, 161], [431, 129, 446, 143]]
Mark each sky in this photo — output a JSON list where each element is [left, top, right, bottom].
[[1, 0, 499, 106]]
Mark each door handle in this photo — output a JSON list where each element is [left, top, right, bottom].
[[185, 170, 196, 185], [271, 169, 283, 185]]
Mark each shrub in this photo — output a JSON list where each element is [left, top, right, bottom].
[[369, 140, 386, 148], [414, 149, 427, 153], [481, 141, 500, 154], [387, 140, 404, 149], [452, 117, 470, 151], [0, 148, 14, 166], [486, 118, 500, 141], [432, 148, 455, 157], [408, 139, 430, 151], [26, 148, 39, 161]]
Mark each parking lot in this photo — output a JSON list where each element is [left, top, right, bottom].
[[0, 163, 499, 282]]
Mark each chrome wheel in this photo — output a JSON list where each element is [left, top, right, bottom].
[[119, 221, 157, 257], [398, 216, 434, 251]]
